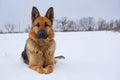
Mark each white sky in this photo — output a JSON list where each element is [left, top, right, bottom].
[[0, 0, 120, 31]]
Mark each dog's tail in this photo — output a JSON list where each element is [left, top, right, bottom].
[[55, 55, 65, 59], [54, 55, 65, 64]]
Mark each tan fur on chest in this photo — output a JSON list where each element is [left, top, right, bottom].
[[26, 38, 55, 67]]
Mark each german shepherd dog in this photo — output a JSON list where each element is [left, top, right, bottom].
[[21, 6, 65, 74]]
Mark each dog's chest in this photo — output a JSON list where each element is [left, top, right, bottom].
[[26, 38, 55, 66], [33, 47, 51, 66]]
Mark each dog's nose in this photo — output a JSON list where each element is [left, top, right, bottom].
[[37, 30, 48, 39]]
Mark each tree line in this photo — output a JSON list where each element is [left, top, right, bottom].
[[54, 17, 120, 32], [0, 17, 120, 33]]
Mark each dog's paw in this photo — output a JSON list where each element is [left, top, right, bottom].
[[37, 68, 46, 74], [29, 65, 45, 74], [45, 65, 54, 74]]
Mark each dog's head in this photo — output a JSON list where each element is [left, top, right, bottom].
[[30, 6, 54, 40]]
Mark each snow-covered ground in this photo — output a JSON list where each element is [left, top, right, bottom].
[[0, 31, 120, 80]]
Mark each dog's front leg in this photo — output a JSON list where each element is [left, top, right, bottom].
[[28, 50, 45, 74], [45, 49, 55, 74], [45, 40, 55, 74]]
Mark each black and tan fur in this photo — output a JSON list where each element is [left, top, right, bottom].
[[21, 6, 64, 74]]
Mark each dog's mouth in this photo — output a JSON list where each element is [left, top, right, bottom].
[[37, 30, 48, 39]]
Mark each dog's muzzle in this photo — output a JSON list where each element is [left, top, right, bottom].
[[37, 30, 48, 39]]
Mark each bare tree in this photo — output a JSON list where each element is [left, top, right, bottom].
[[66, 20, 76, 31], [87, 17, 96, 31], [54, 17, 68, 32], [115, 19, 120, 27], [60, 17, 68, 31], [113, 19, 120, 31], [54, 19, 63, 32], [5, 24, 15, 33], [107, 20, 114, 30], [0, 29, 3, 33], [97, 19, 107, 30], [25, 25, 31, 33], [77, 17, 95, 31]]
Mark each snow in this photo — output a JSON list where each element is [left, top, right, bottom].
[[0, 31, 120, 80]]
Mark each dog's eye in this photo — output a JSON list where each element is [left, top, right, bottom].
[[44, 22, 49, 27], [35, 23, 40, 27]]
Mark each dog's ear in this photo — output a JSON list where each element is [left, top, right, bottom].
[[31, 6, 40, 22], [45, 7, 54, 25]]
